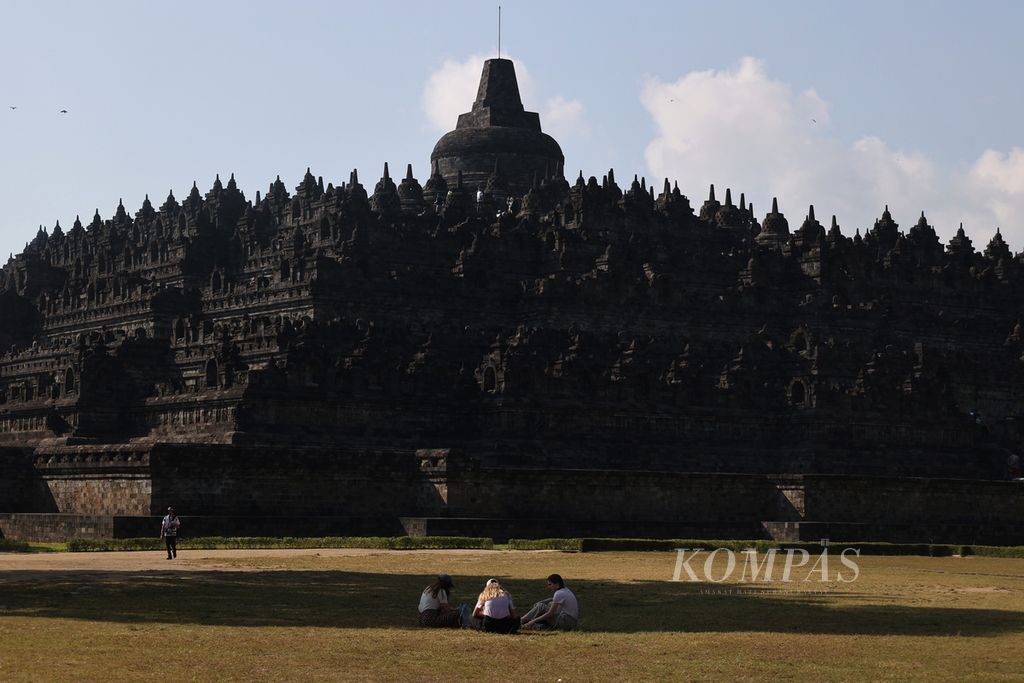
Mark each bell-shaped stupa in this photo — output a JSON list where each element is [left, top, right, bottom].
[[430, 58, 564, 197]]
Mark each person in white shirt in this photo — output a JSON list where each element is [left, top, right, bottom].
[[417, 573, 467, 628], [521, 573, 579, 631], [159, 506, 180, 560], [472, 578, 519, 633]]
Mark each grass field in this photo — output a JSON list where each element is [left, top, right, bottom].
[[1, 548, 1023, 681]]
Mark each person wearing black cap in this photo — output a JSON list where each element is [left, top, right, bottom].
[[418, 573, 464, 627], [160, 506, 181, 560]]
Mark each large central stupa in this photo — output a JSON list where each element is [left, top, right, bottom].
[[430, 58, 564, 196]]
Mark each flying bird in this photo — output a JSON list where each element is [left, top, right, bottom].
[[59, 109, 68, 114], [8, 106, 15, 110]]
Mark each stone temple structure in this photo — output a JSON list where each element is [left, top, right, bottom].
[[0, 59, 1021, 543], [432, 58, 564, 197]]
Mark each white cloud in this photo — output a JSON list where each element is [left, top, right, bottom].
[[422, 54, 487, 132], [422, 54, 587, 141], [969, 148, 1024, 195], [965, 151, 1024, 240], [642, 57, 1024, 248], [543, 95, 589, 141]]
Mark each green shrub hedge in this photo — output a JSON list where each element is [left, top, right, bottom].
[[0, 538, 32, 552], [852, 543, 956, 557], [960, 545, 1024, 558], [60, 535, 1024, 557], [510, 538, 1013, 556], [577, 538, 827, 553], [507, 538, 583, 551], [579, 538, 679, 552], [66, 536, 493, 552]]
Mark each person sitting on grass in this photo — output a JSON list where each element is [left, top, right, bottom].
[[472, 578, 519, 634], [520, 573, 579, 631], [418, 573, 470, 628]]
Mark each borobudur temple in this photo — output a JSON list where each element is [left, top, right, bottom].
[[0, 59, 1021, 543]]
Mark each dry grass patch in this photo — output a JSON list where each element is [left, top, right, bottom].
[[1, 550, 1022, 681]]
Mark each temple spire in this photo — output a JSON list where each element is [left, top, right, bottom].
[[470, 59, 527, 119]]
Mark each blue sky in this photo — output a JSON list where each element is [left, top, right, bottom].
[[2, 0, 1023, 260]]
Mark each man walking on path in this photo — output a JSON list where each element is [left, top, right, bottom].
[[160, 506, 180, 560]]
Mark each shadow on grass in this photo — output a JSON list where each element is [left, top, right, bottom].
[[0, 570, 1021, 637]]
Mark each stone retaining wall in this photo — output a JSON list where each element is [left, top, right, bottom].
[[2, 444, 1022, 544], [801, 475, 1024, 543], [0, 513, 115, 542]]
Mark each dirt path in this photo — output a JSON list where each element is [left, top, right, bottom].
[[0, 548, 498, 581]]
